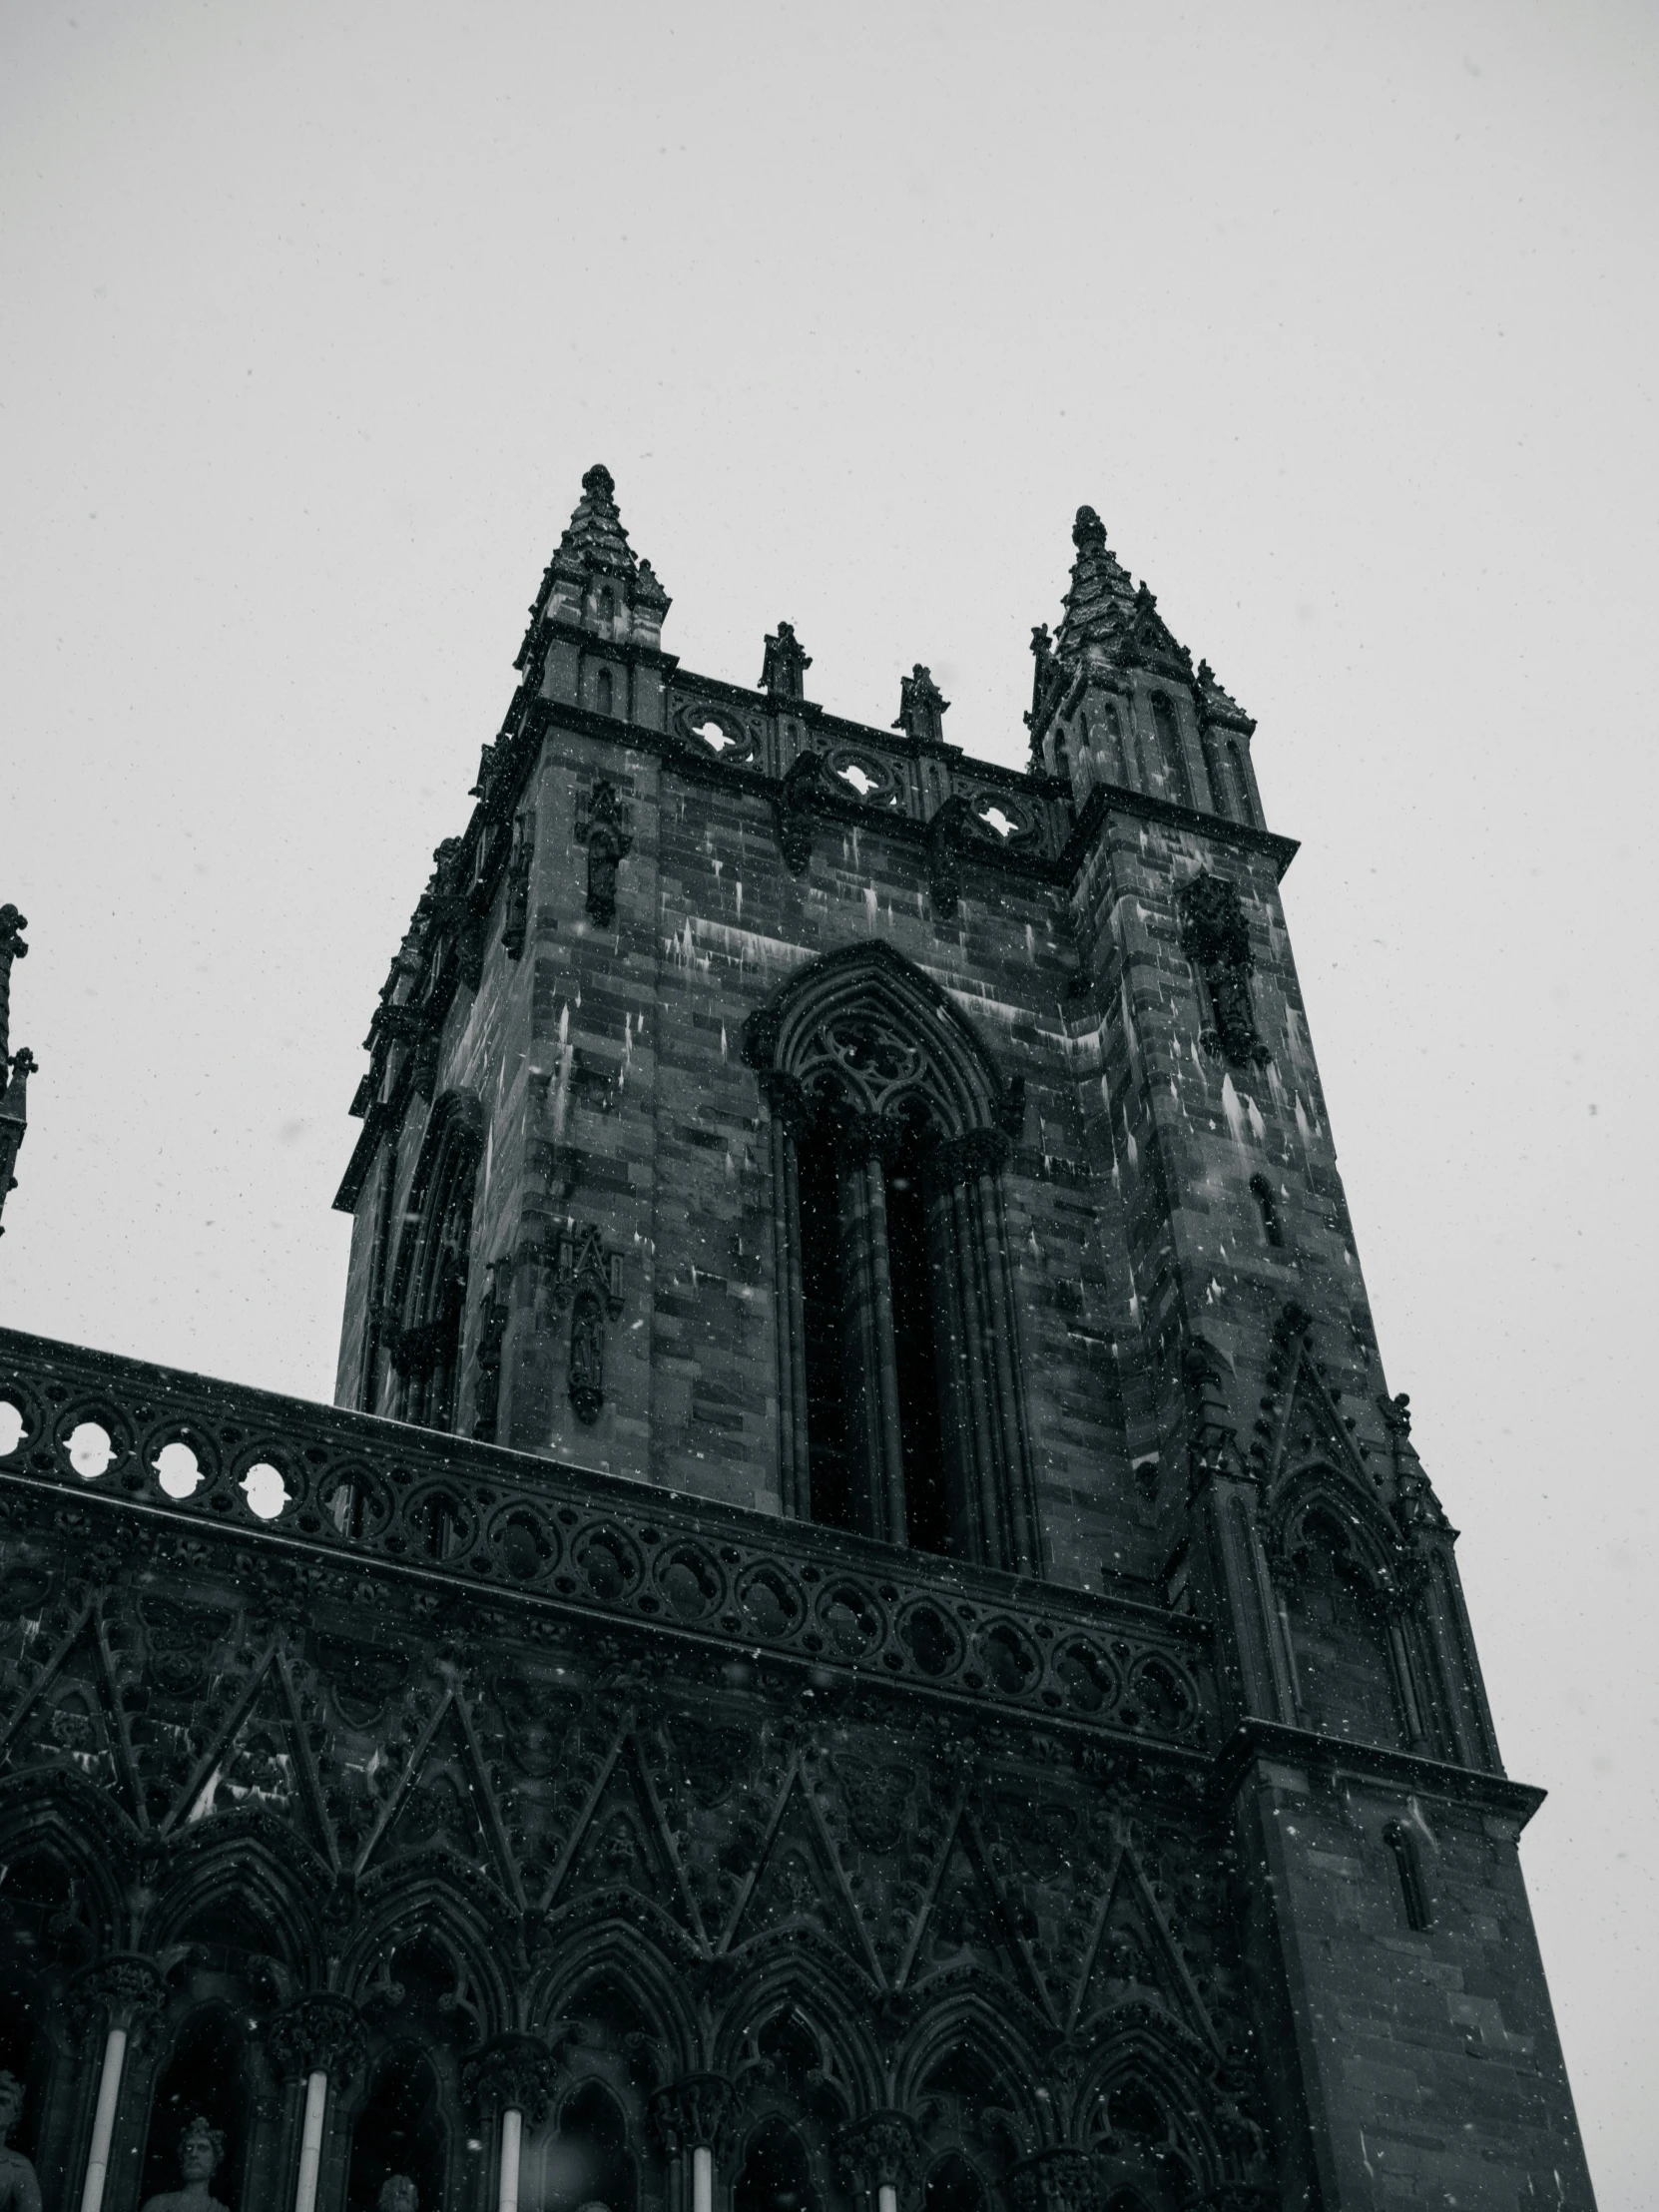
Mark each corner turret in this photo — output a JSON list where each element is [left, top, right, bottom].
[[1027, 507, 1264, 830], [514, 465, 676, 734]]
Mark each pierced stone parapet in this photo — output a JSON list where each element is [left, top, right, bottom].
[[0, 1327, 1211, 1754]]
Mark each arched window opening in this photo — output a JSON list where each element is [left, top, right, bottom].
[[521, 2080, 638, 2212], [918, 2044, 1028, 2180], [1228, 741, 1258, 828], [1281, 1510, 1407, 1750], [347, 2046, 447, 2212], [0, 1846, 88, 1969], [736, 2119, 817, 2212], [798, 1127, 853, 1534], [139, 2008, 250, 2212], [389, 1101, 483, 1434], [596, 667, 615, 717], [924, 2153, 988, 2212], [1150, 695, 1194, 809], [745, 946, 1038, 1574], [1249, 1174, 1284, 1249], [1195, 721, 1227, 817], [885, 1134, 949, 1554], [1384, 1820, 1433, 1931], [1086, 2072, 1199, 2212], [598, 585, 617, 624]]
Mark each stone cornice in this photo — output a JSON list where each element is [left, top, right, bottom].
[[1214, 1719, 1544, 1827]]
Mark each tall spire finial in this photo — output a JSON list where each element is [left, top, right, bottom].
[[517, 463, 672, 664]]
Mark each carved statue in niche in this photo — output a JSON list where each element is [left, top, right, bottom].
[[574, 781, 633, 926], [1179, 870, 1271, 1068], [569, 1289, 607, 1425], [377, 2181, 418, 2212], [139, 2117, 230, 2212], [0, 2075, 41, 2212], [471, 1260, 512, 1441], [554, 1224, 624, 1424], [501, 810, 535, 959]]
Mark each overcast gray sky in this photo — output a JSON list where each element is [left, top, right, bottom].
[[2, 1, 1655, 2195]]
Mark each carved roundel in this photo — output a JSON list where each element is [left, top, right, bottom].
[[678, 704, 757, 763], [827, 746, 901, 807], [962, 789, 1036, 845]]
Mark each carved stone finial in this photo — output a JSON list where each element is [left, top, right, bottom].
[[1072, 505, 1107, 553], [0, 902, 28, 1096], [762, 621, 813, 702], [893, 665, 949, 747]]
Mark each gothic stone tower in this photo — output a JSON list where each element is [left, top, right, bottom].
[[0, 470, 1592, 2212]]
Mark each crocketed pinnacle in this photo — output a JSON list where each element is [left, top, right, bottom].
[[1054, 505, 1137, 661], [550, 462, 644, 586]]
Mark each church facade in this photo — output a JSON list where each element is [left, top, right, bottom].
[[0, 469, 1594, 2209]]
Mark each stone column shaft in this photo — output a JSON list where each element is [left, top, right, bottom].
[[77, 2026, 126, 2212]]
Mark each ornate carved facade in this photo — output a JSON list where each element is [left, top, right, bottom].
[[0, 467, 1593, 2209]]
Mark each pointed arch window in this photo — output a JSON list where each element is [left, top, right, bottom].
[[386, 1094, 484, 1432], [1150, 694, 1194, 809], [744, 945, 1039, 1572]]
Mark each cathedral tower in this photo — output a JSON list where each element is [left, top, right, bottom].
[[0, 469, 1593, 2212]]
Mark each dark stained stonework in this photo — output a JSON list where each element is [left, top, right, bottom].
[[0, 473, 1593, 2210]]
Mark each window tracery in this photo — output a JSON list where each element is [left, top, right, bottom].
[[744, 946, 1038, 1573], [385, 1097, 484, 1434]]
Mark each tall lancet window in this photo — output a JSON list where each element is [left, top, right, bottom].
[[744, 944, 1039, 1573], [386, 1092, 484, 1432]]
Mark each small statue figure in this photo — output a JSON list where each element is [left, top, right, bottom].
[[569, 1289, 606, 1424], [377, 2179, 418, 2212], [140, 2115, 231, 2212], [0, 2072, 42, 2212]]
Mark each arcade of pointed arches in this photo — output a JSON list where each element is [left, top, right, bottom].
[[0, 1808, 1249, 2212]]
